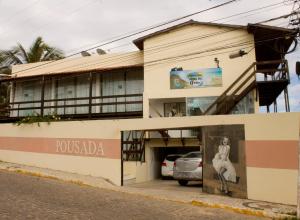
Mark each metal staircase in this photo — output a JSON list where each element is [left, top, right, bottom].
[[203, 59, 289, 115], [122, 130, 146, 162]]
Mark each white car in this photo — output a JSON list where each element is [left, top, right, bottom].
[[161, 154, 183, 178], [173, 151, 203, 186]]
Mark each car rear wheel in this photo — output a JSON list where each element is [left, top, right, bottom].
[[178, 180, 188, 186]]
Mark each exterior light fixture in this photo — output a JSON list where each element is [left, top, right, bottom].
[[229, 50, 248, 59], [214, 57, 220, 68]]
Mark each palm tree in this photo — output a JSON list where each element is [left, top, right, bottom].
[[0, 37, 64, 106], [0, 36, 64, 67]]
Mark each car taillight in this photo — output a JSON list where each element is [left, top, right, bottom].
[[199, 161, 203, 167], [174, 161, 176, 167], [162, 162, 167, 166]]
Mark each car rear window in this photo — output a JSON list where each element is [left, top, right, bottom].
[[182, 152, 202, 158], [166, 155, 182, 161]]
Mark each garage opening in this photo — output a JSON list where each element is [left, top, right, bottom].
[[121, 128, 203, 190], [122, 124, 248, 199], [149, 146, 200, 181]]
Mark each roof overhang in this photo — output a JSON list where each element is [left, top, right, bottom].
[[247, 23, 298, 71], [3, 51, 144, 81], [133, 20, 246, 50]]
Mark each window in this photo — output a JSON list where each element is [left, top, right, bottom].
[[164, 102, 186, 117], [186, 97, 217, 116]]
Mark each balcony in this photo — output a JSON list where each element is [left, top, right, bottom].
[[0, 93, 143, 122]]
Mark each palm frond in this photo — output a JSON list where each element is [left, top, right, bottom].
[[1, 36, 65, 65], [27, 36, 44, 63], [16, 43, 29, 63], [0, 49, 23, 65], [42, 46, 65, 61]]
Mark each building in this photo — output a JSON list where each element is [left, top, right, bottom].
[[0, 20, 299, 205]]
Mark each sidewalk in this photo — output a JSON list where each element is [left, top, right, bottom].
[[0, 161, 297, 219]]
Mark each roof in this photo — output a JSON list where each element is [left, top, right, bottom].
[[133, 20, 246, 50], [247, 23, 297, 33], [247, 23, 297, 68], [10, 51, 143, 79], [133, 19, 296, 50]]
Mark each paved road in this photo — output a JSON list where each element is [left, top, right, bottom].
[[0, 170, 267, 220]]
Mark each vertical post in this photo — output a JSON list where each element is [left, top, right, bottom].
[[121, 131, 124, 186], [273, 100, 277, 113], [55, 78, 58, 114], [8, 80, 15, 117], [88, 72, 93, 119], [115, 96, 117, 113], [284, 88, 290, 112], [12, 80, 16, 117], [100, 73, 103, 113], [297, 139, 300, 219], [124, 70, 127, 112], [40, 76, 45, 117]]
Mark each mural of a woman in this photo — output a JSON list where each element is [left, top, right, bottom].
[[212, 137, 237, 194]]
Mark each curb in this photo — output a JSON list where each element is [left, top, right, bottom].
[[191, 200, 295, 219], [0, 165, 297, 219], [191, 200, 266, 218]]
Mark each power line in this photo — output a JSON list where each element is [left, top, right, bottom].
[[258, 11, 300, 24], [66, 0, 288, 55], [210, 1, 287, 23], [17, 1, 294, 74], [0, 0, 100, 38], [12, 30, 297, 82], [0, 0, 41, 25], [52, 20, 298, 73], [6, 0, 297, 77], [9, 0, 238, 75]]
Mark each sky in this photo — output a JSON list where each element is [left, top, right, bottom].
[[0, 0, 299, 112]]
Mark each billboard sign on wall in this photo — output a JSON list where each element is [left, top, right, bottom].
[[170, 68, 222, 89]]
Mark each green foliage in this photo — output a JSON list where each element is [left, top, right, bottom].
[[0, 36, 65, 66], [14, 112, 61, 127]]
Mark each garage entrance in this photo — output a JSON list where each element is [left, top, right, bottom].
[[148, 146, 200, 181], [121, 128, 203, 190]]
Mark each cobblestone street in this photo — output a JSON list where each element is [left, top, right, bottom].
[[0, 170, 266, 220]]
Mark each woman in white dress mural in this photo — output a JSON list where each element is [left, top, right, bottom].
[[212, 137, 237, 194]]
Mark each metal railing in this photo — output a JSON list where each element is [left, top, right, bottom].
[[2, 93, 143, 119], [203, 59, 289, 115]]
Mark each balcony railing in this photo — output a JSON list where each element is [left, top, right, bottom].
[[0, 93, 143, 121]]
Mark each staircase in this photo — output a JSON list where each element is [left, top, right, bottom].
[[203, 59, 289, 115], [122, 130, 146, 162]]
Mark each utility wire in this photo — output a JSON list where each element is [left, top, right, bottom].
[[0, 0, 100, 38], [0, 0, 41, 25], [11, 31, 297, 83], [259, 11, 300, 24], [10, 2, 288, 76], [66, 0, 288, 55], [6, 0, 297, 77], [9, 0, 238, 75]]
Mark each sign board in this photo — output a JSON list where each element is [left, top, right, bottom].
[[170, 68, 222, 89]]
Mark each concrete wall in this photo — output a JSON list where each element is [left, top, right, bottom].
[[0, 113, 299, 204], [0, 120, 122, 185], [142, 24, 258, 117], [124, 113, 299, 205]]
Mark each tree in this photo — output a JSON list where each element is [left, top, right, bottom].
[[0, 36, 64, 67], [0, 37, 65, 106]]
